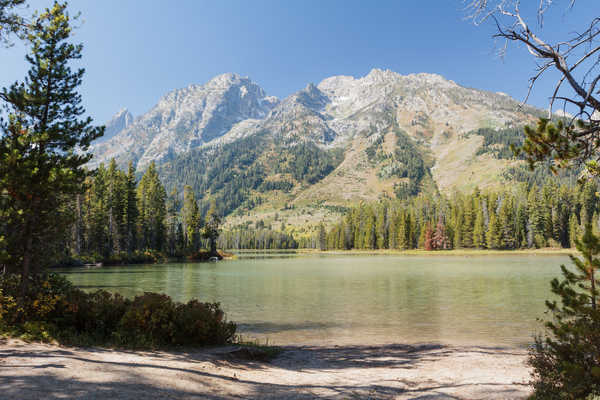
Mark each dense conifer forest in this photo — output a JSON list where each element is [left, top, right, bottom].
[[66, 160, 222, 263], [66, 159, 300, 262], [317, 180, 597, 251], [70, 155, 598, 257]]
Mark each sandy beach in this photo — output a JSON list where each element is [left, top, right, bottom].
[[0, 338, 531, 399]]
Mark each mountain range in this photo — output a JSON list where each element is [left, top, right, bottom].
[[90, 69, 544, 231]]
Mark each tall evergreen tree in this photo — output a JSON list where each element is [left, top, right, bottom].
[[123, 161, 138, 254], [165, 188, 182, 256], [202, 199, 221, 255], [498, 195, 516, 249], [137, 162, 166, 251], [375, 204, 387, 249], [486, 211, 502, 249], [462, 196, 474, 247], [473, 203, 486, 248], [182, 185, 201, 252], [529, 224, 600, 397], [0, 3, 103, 286], [432, 216, 450, 250], [397, 211, 409, 250], [569, 213, 581, 249]]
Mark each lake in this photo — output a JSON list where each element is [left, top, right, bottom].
[[56, 253, 569, 348]]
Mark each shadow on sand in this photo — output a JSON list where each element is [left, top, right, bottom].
[[0, 339, 530, 399]]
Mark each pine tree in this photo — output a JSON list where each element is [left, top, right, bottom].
[[528, 188, 546, 248], [363, 207, 376, 249], [388, 210, 398, 249], [486, 211, 502, 249], [317, 222, 327, 251], [528, 224, 600, 398], [123, 161, 138, 254], [409, 211, 418, 249], [424, 223, 434, 251], [397, 211, 408, 250], [433, 217, 450, 250], [165, 188, 181, 256], [137, 162, 166, 251], [580, 180, 598, 227], [462, 196, 474, 247], [375, 204, 387, 249], [516, 203, 528, 248], [569, 213, 581, 248], [473, 203, 486, 248], [453, 207, 463, 249], [182, 185, 201, 252], [203, 199, 221, 255], [0, 3, 103, 285], [498, 196, 516, 249]]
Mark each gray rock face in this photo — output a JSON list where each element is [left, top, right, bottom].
[[262, 83, 336, 145], [90, 73, 279, 169], [95, 108, 133, 144]]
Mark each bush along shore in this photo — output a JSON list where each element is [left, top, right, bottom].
[[54, 249, 234, 268], [0, 273, 236, 348]]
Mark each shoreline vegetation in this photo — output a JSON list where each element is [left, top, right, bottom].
[[52, 247, 570, 268], [54, 250, 236, 268], [293, 247, 572, 256]]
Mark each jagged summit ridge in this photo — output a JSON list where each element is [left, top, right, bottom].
[[90, 73, 279, 169], [96, 108, 133, 144]]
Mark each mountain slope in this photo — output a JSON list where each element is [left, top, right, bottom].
[[92, 69, 545, 230]]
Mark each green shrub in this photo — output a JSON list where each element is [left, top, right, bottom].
[[173, 300, 236, 346], [0, 273, 236, 348], [0, 273, 73, 324], [60, 289, 130, 341], [117, 293, 176, 347]]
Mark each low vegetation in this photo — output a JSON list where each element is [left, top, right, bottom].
[[0, 273, 236, 348]]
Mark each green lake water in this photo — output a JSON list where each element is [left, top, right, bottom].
[[56, 253, 569, 347]]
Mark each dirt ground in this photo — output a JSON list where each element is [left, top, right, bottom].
[[0, 338, 531, 399]]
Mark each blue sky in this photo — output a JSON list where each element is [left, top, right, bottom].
[[1, 0, 595, 124]]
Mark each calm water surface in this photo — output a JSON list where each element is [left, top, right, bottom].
[[56, 254, 568, 347]]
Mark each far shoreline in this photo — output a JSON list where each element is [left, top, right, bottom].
[[53, 247, 573, 269], [236, 247, 574, 257]]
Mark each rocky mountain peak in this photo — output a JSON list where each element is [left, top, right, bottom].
[[90, 73, 279, 169], [95, 108, 133, 144]]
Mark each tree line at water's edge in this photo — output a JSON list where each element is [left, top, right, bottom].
[[316, 180, 598, 252], [60, 158, 600, 258], [62, 159, 600, 258], [64, 159, 224, 266]]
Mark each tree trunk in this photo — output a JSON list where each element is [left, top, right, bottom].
[[592, 267, 596, 311], [210, 237, 217, 256], [20, 233, 33, 300]]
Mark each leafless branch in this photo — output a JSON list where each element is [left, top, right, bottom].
[[467, 0, 600, 172]]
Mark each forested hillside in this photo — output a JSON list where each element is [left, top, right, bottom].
[[156, 131, 345, 218]]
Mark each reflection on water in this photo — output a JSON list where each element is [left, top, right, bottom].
[[56, 254, 568, 347]]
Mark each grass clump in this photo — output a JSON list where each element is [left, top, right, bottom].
[[231, 335, 283, 362], [0, 273, 236, 348]]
